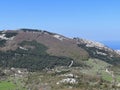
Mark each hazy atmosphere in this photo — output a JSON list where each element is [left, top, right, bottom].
[[1, 1, 120, 90], [0, 0, 120, 49]]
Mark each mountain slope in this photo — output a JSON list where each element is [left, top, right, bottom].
[[0, 29, 120, 90], [74, 38, 120, 65], [0, 29, 120, 71], [0, 29, 89, 60]]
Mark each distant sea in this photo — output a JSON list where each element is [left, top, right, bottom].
[[102, 41, 120, 50]]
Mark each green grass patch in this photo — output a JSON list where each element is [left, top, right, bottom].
[[102, 72, 113, 82], [0, 81, 16, 90]]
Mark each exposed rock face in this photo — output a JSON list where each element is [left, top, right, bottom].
[[115, 50, 120, 55], [75, 38, 113, 51]]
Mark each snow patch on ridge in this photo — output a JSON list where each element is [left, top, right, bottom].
[[0, 34, 14, 40], [76, 38, 114, 52], [19, 46, 28, 50], [96, 51, 107, 56], [80, 39, 105, 48], [53, 34, 68, 41]]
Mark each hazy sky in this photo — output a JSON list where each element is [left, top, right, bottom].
[[0, 0, 120, 42]]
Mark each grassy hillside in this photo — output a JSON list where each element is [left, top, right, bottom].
[[0, 40, 81, 71], [77, 44, 120, 65]]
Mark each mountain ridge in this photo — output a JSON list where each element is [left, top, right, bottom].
[[0, 29, 120, 90], [0, 28, 119, 69]]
